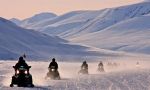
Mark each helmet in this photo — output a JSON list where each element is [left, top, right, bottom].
[[19, 56, 23, 61], [18, 56, 24, 63], [52, 58, 55, 62], [83, 61, 86, 64]]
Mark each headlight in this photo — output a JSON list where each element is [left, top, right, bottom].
[[25, 71, 27, 74], [17, 70, 19, 74], [52, 69, 55, 71]]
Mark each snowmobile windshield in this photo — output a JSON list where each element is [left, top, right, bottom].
[[18, 66, 27, 70], [51, 66, 56, 69]]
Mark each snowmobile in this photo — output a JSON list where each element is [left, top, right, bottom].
[[10, 66, 34, 87], [98, 65, 105, 72], [46, 66, 60, 80], [136, 62, 140, 68], [78, 66, 88, 75]]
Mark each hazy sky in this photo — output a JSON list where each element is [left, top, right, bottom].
[[0, 0, 143, 19]]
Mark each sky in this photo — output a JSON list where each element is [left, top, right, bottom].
[[0, 0, 143, 19]]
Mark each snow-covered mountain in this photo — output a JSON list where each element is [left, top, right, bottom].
[[0, 17, 127, 60], [10, 18, 21, 25], [65, 1, 150, 39], [10, 12, 57, 30], [72, 15, 150, 54], [40, 10, 103, 36], [10, 1, 150, 55], [13, 11, 101, 34], [144, 0, 150, 2], [11, 2, 150, 39]]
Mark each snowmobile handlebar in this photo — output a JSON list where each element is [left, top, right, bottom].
[[12, 66, 31, 69], [48, 66, 56, 69]]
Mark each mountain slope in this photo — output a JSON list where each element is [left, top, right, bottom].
[[12, 2, 150, 39], [9, 1, 150, 55], [72, 15, 150, 54], [0, 17, 127, 60], [66, 1, 150, 39], [41, 10, 104, 36], [10, 10, 105, 36], [26, 11, 102, 35], [11, 13, 57, 30], [10, 18, 21, 25]]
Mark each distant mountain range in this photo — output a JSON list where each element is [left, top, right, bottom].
[[10, 1, 150, 55], [0, 17, 127, 60]]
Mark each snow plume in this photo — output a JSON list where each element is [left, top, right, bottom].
[[1, 57, 150, 90]]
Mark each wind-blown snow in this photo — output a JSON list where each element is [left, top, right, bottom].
[[1, 57, 150, 90]]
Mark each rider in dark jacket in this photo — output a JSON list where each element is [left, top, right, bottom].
[[14, 56, 29, 74], [49, 58, 58, 70], [98, 61, 103, 67], [81, 61, 88, 70]]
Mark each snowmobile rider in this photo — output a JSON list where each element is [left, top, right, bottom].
[[49, 58, 58, 70], [14, 56, 29, 74], [81, 61, 88, 70], [98, 61, 103, 67]]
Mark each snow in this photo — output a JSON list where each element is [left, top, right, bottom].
[[2, 1, 150, 89], [28, 10, 102, 35], [143, 0, 150, 2], [10, 12, 57, 30], [12, 2, 150, 38], [18, 11, 85, 31], [66, 1, 150, 39], [1, 57, 150, 90], [10, 18, 21, 26], [72, 15, 150, 54], [0, 17, 131, 60], [10, 1, 150, 55]]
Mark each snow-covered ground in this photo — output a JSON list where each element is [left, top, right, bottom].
[[1, 57, 150, 90]]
